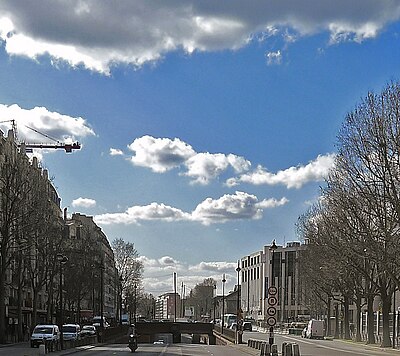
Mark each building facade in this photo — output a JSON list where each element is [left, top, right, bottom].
[[240, 241, 308, 326], [64, 213, 119, 323], [154, 293, 180, 321]]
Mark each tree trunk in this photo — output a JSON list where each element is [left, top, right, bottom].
[[367, 295, 375, 344], [381, 292, 392, 347], [0, 265, 6, 344], [355, 296, 362, 342], [344, 296, 351, 340]]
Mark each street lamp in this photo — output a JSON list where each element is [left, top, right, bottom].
[[99, 262, 105, 328], [221, 274, 226, 335], [236, 261, 242, 344], [57, 254, 68, 350], [119, 275, 123, 326], [213, 284, 217, 324], [269, 240, 278, 346], [134, 283, 137, 324]]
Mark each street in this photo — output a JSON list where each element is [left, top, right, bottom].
[[3, 333, 400, 356], [243, 331, 400, 356]]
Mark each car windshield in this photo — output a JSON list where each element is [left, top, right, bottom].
[[33, 327, 52, 334], [62, 326, 77, 333], [83, 326, 94, 330]]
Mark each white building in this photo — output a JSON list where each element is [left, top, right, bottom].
[[240, 241, 308, 326]]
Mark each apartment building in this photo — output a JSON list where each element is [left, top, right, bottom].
[[64, 213, 119, 323], [155, 293, 180, 321], [240, 241, 308, 326]]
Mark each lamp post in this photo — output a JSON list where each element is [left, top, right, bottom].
[[134, 283, 137, 324], [236, 261, 242, 344], [57, 254, 68, 350], [99, 262, 105, 328], [213, 284, 217, 324], [269, 240, 278, 346], [119, 275, 123, 326], [221, 274, 226, 335]]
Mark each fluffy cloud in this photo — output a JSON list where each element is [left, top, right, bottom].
[[94, 191, 288, 226], [128, 136, 195, 173], [226, 154, 336, 189], [126, 136, 250, 184], [122, 135, 333, 188], [71, 197, 96, 208], [191, 191, 288, 225], [109, 148, 124, 156], [0, 1, 398, 73], [94, 202, 191, 225], [0, 104, 95, 146], [185, 153, 250, 185]]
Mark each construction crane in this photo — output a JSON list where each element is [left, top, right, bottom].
[[0, 119, 81, 153]]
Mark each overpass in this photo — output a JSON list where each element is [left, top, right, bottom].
[[135, 321, 216, 344]]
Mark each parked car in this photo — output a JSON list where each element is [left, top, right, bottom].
[[229, 322, 237, 330], [62, 324, 81, 342], [30, 324, 60, 348], [92, 316, 110, 328], [81, 325, 97, 337], [243, 321, 252, 331]]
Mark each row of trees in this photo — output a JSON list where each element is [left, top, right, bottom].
[[298, 82, 400, 347], [0, 133, 144, 343], [0, 144, 67, 343]]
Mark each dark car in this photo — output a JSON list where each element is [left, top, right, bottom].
[[243, 321, 252, 331]]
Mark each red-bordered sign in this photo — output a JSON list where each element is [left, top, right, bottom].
[[267, 307, 277, 316], [268, 286, 278, 295], [268, 296, 277, 306]]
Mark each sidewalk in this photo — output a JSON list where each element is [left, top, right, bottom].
[[0, 341, 97, 355]]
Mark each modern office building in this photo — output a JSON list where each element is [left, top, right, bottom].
[[240, 241, 308, 326]]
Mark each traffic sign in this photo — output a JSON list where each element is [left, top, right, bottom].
[[268, 286, 278, 295], [267, 306, 277, 316], [267, 316, 277, 327], [268, 296, 277, 306]]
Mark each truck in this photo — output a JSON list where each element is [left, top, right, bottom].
[[305, 319, 324, 339]]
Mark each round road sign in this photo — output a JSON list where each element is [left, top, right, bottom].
[[267, 316, 277, 327], [268, 296, 277, 306], [267, 307, 277, 316], [268, 286, 278, 295]]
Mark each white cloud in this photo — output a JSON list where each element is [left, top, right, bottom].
[[126, 135, 250, 185], [109, 148, 124, 156], [71, 197, 97, 208], [185, 152, 250, 185], [95, 191, 288, 226], [0, 1, 399, 73], [266, 50, 282, 65], [0, 104, 95, 146], [94, 202, 191, 225], [128, 136, 195, 173], [192, 191, 288, 225], [140, 255, 238, 296], [121, 136, 333, 188], [226, 153, 336, 189]]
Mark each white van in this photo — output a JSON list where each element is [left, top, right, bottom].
[[30, 324, 60, 348], [305, 319, 324, 339]]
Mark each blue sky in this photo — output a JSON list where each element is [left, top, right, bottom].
[[1, 1, 400, 296]]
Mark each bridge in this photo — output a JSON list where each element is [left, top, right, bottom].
[[101, 322, 216, 345], [136, 321, 216, 344]]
